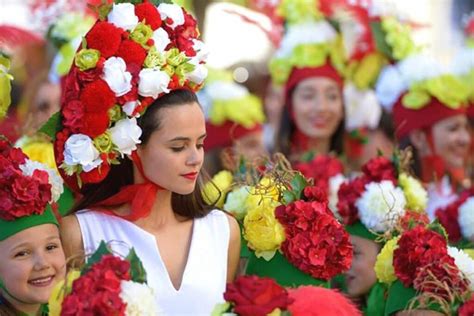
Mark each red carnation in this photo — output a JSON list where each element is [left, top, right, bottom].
[[85, 22, 123, 58], [393, 226, 449, 287], [459, 295, 474, 316], [116, 40, 147, 68], [80, 111, 110, 138], [276, 201, 353, 280], [80, 79, 116, 114], [362, 156, 397, 184], [337, 176, 368, 225], [79, 162, 111, 185], [135, 2, 162, 30], [62, 100, 84, 133], [224, 275, 292, 316], [435, 200, 463, 243]]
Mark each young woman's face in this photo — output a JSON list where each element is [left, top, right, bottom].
[[138, 102, 206, 195], [431, 115, 471, 169], [345, 235, 379, 298], [291, 77, 344, 140], [0, 224, 66, 309]]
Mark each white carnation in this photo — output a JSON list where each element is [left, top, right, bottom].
[[343, 83, 382, 131], [356, 180, 407, 232], [109, 118, 142, 156], [102, 57, 133, 97], [63, 134, 102, 172], [328, 174, 345, 218], [459, 197, 474, 241], [448, 247, 474, 291], [152, 28, 171, 53], [107, 3, 139, 30], [375, 64, 406, 111], [158, 3, 185, 29], [138, 68, 171, 98], [19, 160, 64, 203], [397, 54, 446, 86], [120, 281, 161, 316], [223, 186, 251, 220]]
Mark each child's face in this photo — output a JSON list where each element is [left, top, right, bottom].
[[0, 224, 66, 307]]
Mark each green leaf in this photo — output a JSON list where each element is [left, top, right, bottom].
[[82, 241, 113, 274], [427, 220, 449, 240], [114, 0, 143, 4], [38, 111, 62, 141], [282, 190, 296, 205], [126, 247, 148, 284], [290, 173, 308, 200], [300, 150, 315, 162], [370, 21, 394, 60], [149, 0, 173, 5]]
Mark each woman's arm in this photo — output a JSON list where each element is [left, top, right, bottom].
[[226, 214, 241, 282], [60, 215, 85, 268]]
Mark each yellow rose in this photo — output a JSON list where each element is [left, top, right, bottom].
[[374, 237, 399, 284], [243, 197, 285, 260], [398, 173, 428, 212], [202, 170, 233, 208], [48, 270, 81, 316]]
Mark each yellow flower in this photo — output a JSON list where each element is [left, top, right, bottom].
[[48, 270, 81, 316], [243, 196, 285, 260], [464, 249, 474, 260], [398, 173, 428, 212], [268, 308, 282, 316], [374, 237, 399, 285], [202, 170, 233, 208], [22, 141, 57, 170], [350, 53, 387, 90]]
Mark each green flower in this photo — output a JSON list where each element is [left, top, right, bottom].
[[51, 13, 95, 43], [425, 75, 470, 109], [402, 90, 431, 109], [144, 46, 166, 69], [277, 0, 321, 25], [93, 132, 113, 153], [0, 54, 13, 118], [108, 105, 124, 122], [166, 48, 188, 67], [382, 17, 416, 60], [75, 48, 100, 71], [292, 44, 328, 68], [130, 22, 153, 48], [268, 58, 292, 85]]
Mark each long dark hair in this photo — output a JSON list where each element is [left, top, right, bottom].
[[275, 86, 345, 157], [71, 89, 213, 219]]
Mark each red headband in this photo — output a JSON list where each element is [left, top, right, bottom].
[[204, 121, 263, 151]]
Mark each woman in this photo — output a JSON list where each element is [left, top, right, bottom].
[[54, 2, 240, 314]]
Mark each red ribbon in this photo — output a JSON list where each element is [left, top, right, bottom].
[[92, 151, 162, 221]]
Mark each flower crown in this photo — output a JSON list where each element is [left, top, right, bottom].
[[49, 241, 160, 315], [0, 139, 63, 221], [50, 1, 208, 190], [337, 154, 428, 237], [0, 53, 13, 119], [375, 223, 474, 315]]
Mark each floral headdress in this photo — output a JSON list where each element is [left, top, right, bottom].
[[49, 0, 208, 191], [337, 153, 428, 240], [49, 241, 160, 315], [0, 139, 63, 241], [375, 222, 474, 315], [198, 69, 265, 151]]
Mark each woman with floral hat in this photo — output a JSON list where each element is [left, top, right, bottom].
[[0, 140, 66, 315], [53, 2, 240, 315]]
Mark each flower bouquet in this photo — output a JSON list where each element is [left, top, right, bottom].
[[49, 241, 160, 315]]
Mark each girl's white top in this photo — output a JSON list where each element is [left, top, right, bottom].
[[76, 209, 230, 316]]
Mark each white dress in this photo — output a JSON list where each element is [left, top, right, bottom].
[[75, 209, 229, 316]]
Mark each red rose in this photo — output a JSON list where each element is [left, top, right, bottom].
[[459, 295, 474, 316], [362, 156, 397, 184], [85, 21, 123, 58], [116, 40, 147, 68], [80, 79, 116, 113], [62, 100, 84, 133], [393, 226, 449, 287], [337, 176, 368, 225], [80, 111, 110, 138], [276, 201, 353, 280], [224, 275, 292, 316], [79, 161, 111, 185], [135, 2, 162, 30]]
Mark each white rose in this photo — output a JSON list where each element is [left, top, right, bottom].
[[138, 68, 170, 98], [19, 160, 64, 203], [102, 57, 132, 97], [356, 180, 406, 232], [343, 84, 382, 131], [63, 134, 102, 172], [186, 63, 207, 85], [109, 118, 142, 156], [120, 281, 161, 316], [123, 101, 140, 117], [223, 186, 251, 220], [375, 65, 406, 111], [158, 3, 185, 29], [152, 28, 171, 53], [107, 3, 139, 31], [447, 247, 474, 291], [192, 39, 209, 63], [328, 174, 345, 218], [459, 197, 474, 241]]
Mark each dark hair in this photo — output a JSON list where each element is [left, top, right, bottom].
[[71, 89, 214, 219], [399, 137, 422, 178], [275, 86, 345, 156]]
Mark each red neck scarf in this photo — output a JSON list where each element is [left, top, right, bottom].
[[92, 151, 162, 221]]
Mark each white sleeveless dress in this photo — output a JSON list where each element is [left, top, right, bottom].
[[75, 209, 229, 316]]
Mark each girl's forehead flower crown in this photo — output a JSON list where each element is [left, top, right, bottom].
[[52, 0, 208, 191]]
